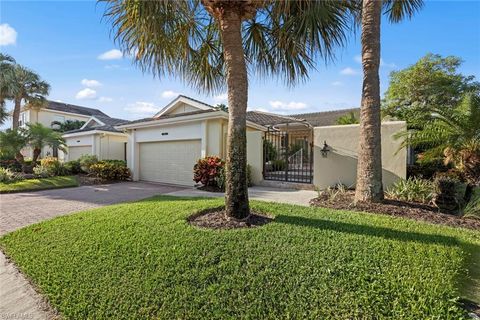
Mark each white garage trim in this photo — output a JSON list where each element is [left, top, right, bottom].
[[139, 139, 201, 186]]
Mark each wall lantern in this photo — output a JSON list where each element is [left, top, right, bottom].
[[321, 141, 331, 158]]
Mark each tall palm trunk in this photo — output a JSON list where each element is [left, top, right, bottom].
[[354, 0, 383, 202], [219, 10, 250, 219], [12, 96, 21, 129]]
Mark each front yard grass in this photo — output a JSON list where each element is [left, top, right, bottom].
[[0, 176, 78, 193], [0, 196, 479, 319]]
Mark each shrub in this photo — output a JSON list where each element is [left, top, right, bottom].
[[39, 157, 68, 176], [0, 167, 19, 182], [386, 177, 435, 204], [271, 159, 286, 171], [432, 176, 460, 212], [64, 160, 82, 174], [102, 159, 127, 167], [89, 161, 131, 181], [0, 159, 22, 172], [33, 165, 53, 178], [193, 156, 225, 187], [78, 155, 98, 173]]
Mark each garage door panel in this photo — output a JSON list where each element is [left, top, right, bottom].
[[139, 140, 201, 186], [68, 146, 92, 161]]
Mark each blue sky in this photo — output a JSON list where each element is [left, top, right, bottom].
[[1, 0, 479, 121]]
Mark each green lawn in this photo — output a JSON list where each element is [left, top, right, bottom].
[[0, 176, 78, 193], [0, 196, 479, 319]]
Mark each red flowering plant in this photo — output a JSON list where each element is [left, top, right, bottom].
[[193, 156, 225, 188]]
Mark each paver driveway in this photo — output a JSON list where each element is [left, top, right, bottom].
[[0, 182, 186, 235]]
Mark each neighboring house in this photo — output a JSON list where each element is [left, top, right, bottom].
[[62, 115, 128, 161], [116, 95, 406, 188], [19, 100, 127, 161]]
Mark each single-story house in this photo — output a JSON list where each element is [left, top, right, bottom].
[[116, 95, 406, 189], [63, 115, 128, 161]]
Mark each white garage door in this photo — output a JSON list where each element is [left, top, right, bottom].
[[68, 146, 92, 161], [139, 140, 201, 186]]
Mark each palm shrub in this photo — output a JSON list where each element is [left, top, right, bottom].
[[0, 167, 22, 183], [26, 123, 66, 163], [0, 128, 28, 168], [396, 92, 480, 186], [385, 177, 435, 204]]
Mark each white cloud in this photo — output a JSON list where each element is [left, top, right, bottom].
[[81, 79, 102, 88], [214, 93, 228, 103], [97, 49, 123, 60], [161, 90, 180, 99], [331, 81, 343, 86], [0, 24, 17, 46], [340, 67, 360, 76], [124, 101, 161, 117], [251, 107, 269, 113], [75, 88, 97, 100], [98, 96, 113, 103], [269, 101, 308, 111], [104, 64, 120, 70]]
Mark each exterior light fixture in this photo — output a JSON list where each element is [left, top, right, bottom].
[[321, 141, 330, 158]]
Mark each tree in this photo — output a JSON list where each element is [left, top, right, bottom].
[[10, 65, 50, 129], [382, 53, 480, 128], [0, 53, 16, 125], [355, 0, 423, 203], [52, 120, 86, 132], [396, 92, 480, 186], [336, 111, 359, 125], [0, 128, 28, 165], [26, 123, 67, 162], [215, 103, 228, 112], [102, 0, 353, 219]]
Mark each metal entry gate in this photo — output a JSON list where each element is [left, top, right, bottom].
[[263, 129, 313, 183]]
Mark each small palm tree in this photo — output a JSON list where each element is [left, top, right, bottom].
[[0, 128, 28, 165], [9, 65, 50, 129], [336, 111, 359, 125], [355, 0, 423, 202], [102, 0, 353, 219], [397, 93, 480, 185], [26, 123, 67, 162]]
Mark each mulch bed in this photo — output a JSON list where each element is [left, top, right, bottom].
[[188, 207, 273, 230], [310, 191, 480, 230]]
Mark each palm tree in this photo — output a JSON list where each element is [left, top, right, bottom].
[[102, 0, 353, 219], [336, 111, 359, 125], [51, 119, 86, 132], [10, 65, 50, 129], [397, 93, 480, 186], [0, 53, 16, 125], [0, 128, 28, 165], [26, 123, 67, 162], [355, 0, 423, 203]]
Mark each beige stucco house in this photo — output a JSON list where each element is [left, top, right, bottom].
[[116, 95, 407, 189], [20, 101, 127, 161]]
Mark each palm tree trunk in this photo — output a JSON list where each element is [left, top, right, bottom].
[[219, 10, 250, 220], [354, 0, 384, 203], [12, 96, 21, 129]]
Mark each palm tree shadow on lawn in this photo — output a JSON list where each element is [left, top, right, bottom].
[[275, 214, 480, 307]]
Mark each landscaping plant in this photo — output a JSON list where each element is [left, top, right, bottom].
[[63, 160, 82, 174], [385, 177, 435, 204], [193, 156, 225, 188], [0, 167, 22, 183], [89, 160, 131, 181], [78, 154, 98, 173]]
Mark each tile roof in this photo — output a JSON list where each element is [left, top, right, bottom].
[[45, 100, 109, 117], [246, 111, 305, 126], [291, 108, 360, 127], [64, 115, 129, 134], [117, 109, 216, 126]]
